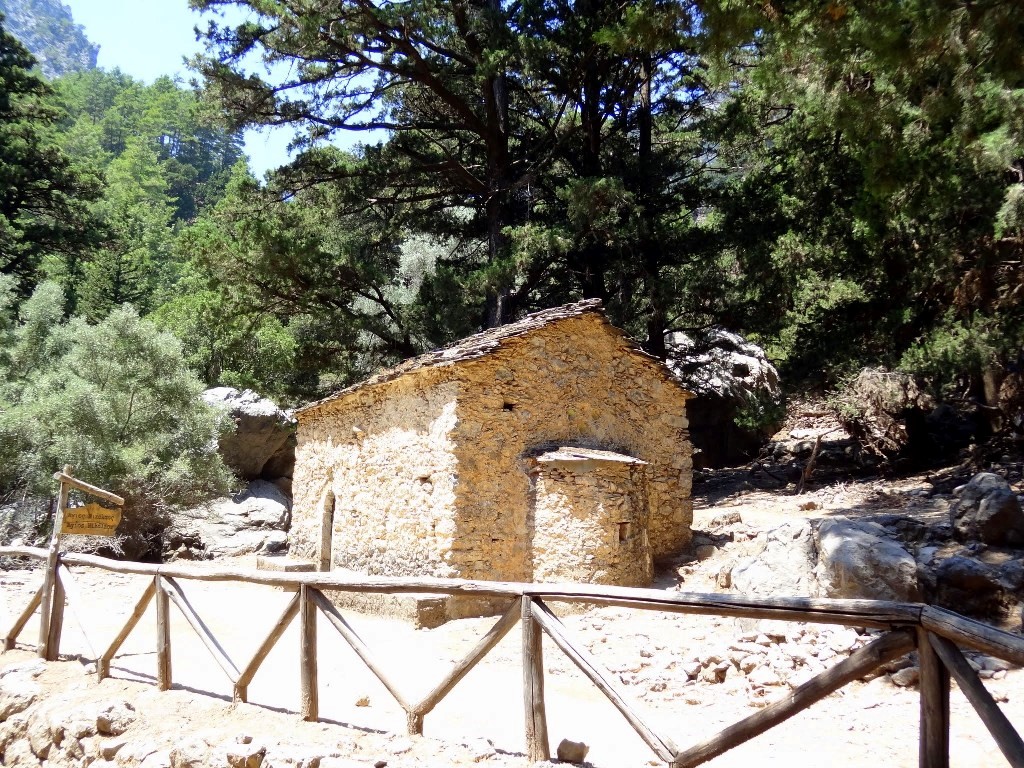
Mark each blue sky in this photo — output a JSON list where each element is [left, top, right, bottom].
[[63, 0, 295, 177]]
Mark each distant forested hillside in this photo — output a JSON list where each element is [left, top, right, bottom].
[[0, 0, 96, 77]]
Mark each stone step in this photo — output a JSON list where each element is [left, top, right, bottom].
[[256, 556, 316, 572]]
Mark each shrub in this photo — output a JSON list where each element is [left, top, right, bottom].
[[0, 283, 234, 551]]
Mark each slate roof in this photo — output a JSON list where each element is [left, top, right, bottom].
[[296, 299, 691, 416]]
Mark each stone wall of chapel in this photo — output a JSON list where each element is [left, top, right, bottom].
[[529, 456, 654, 587], [291, 373, 461, 577], [448, 314, 693, 586]]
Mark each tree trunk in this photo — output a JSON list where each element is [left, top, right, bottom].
[[574, 0, 608, 302], [482, 0, 515, 328], [638, 52, 667, 358]]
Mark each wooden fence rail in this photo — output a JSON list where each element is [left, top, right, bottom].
[[2, 544, 1024, 768]]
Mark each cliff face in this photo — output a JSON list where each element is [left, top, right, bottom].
[[0, 0, 98, 78]]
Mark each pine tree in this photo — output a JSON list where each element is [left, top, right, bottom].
[[0, 13, 100, 294]]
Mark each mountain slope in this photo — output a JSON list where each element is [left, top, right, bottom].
[[0, 0, 96, 78]]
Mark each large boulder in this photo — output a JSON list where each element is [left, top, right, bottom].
[[932, 556, 1006, 617], [950, 472, 1024, 545], [666, 328, 783, 468], [202, 388, 296, 482], [165, 480, 291, 559], [729, 518, 922, 603], [0, 663, 42, 722], [814, 517, 921, 602], [731, 521, 819, 597]]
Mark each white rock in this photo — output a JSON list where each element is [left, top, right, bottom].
[[700, 662, 731, 684], [731, 522, 820, 600], [815, 517, 920, 602], [117, 741, 159, 766], [827, 629, 860, 654], [225, 739, 266, 768], [0, 677, 40, 721], [26, 705, 52, 759], [170, 737, 212, 768], [139, 749, 172, 768], [738, 656, 761, 675], [748, 667, 783, 687], [3, 737, 39, 768], [787, 669, 819, 689], [0, 660, 45, 679], [89, 701, 131, 739], [0, 711, 28, 752]]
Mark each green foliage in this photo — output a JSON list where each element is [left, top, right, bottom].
[[193, 0, 733, 351], [707, 1, 1024, 388], [54, 71, 245, 222], [0, 284, 234, 528], [733, 390, 787, 436], [192, 0, 533, 322], [167, 158, 453, 402], [0, 14, 102, 294], [74, 138, 176, 319], [6, 67, 247, 317], [6, 0, 1024, 431], [150, 270, 298, 402], [898, 314, 1014, 399]]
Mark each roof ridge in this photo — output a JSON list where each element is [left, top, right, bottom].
[[296, 299, 606, 415]]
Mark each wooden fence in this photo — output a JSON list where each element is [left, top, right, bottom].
[[2, 544, 1024, 767]]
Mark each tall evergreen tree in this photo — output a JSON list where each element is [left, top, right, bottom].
[[193, 0, 537, 325], [705, 0, 1024, 388], [0, 13, 100, 294], [193, 0, 737, 350]]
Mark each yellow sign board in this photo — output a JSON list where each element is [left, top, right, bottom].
[[61, 503, 122, 537]]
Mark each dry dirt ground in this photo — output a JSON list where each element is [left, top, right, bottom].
[[3, 461, 1024, 767]]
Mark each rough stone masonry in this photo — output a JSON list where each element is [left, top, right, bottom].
[[289, 300, 694, 621]]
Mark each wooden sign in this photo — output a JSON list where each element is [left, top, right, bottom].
[[61, 503, 122, 537]]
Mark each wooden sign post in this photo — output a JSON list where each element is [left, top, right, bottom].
[[37, 466, 124, 660]]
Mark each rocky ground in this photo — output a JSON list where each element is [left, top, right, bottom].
[[2, 419, 1024, 768]]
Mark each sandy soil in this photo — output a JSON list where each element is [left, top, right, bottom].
[[2, 461, 1023, 767]]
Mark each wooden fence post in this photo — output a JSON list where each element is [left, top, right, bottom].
[[929, 632, 1024, 765], [155, 576, 172, 691], [37, 466, 71, 658], [300, 584, 319, 721], [44, 566, 66, 662], [521, 596, 549, 762], [918, 627, 949, 768]]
